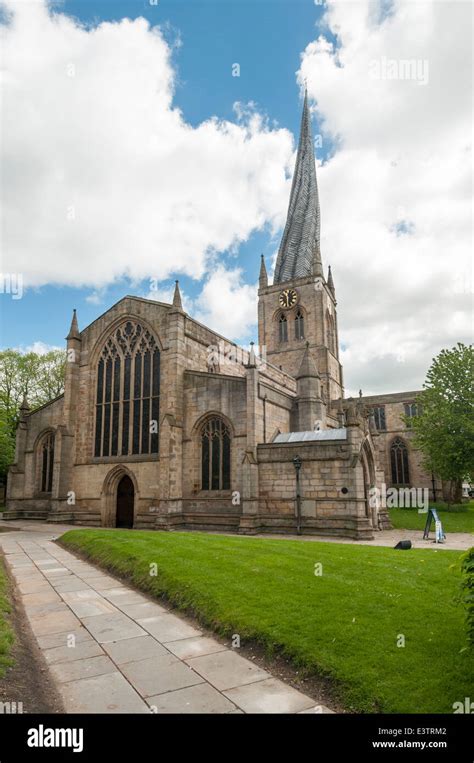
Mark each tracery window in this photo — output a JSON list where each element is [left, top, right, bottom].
[[390, 438, 410, 485], [39, 432, 55, 493], [201, 417, 231, 491], [94, 321, 160, 457], [372, 406, 386, 431], [279, 313, 288, 343], [295, 310, 305, 340], [404, 402, 422, 427]]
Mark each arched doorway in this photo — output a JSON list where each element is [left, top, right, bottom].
[[116, 475, 134, 528]]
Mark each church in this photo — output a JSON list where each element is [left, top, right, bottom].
[[5, 92, 439, 538]]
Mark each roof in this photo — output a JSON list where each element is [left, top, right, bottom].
[[273, 89, 321, 283], [273, 428, 347, 443]]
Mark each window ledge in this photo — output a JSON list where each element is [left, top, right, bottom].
[[92, 454, 159, 464]]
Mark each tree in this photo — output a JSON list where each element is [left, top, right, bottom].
[[0, 349, 66, 482], [410, 343, 474, 503]]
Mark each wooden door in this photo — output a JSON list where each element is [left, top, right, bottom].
[[116, 475, 134, 528]]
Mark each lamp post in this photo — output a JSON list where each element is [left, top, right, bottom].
[[293, 456, 302, 536]]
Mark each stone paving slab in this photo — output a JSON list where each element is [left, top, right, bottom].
[[28, 609, 82, 637], [24, 601, 69, 617], [102, 589, 148, 606], [58, 671, 150, 714], [185, 651, 270, 691], [49, 655, 117, 684], [85, 576, 124, 590], [52, 578, 92, 593], [146, 683, 237, 714], [121, 654, 205, 698], [223, 677, 316, 713], [64, 597, 120, 618], [37, 627, 95, 650], [0, 527, 331, 714], [43, 640, 105, 665], [18, 579, 53, 594], [164, 636, 228, 660], [137, 614, 201, 642], [115, 601, 167, 619], [22, 590, 62, 606], [102, 635, 168, 665], [82, 612, 147, 643]]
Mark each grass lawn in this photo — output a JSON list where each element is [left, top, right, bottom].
[[0, 558, 14, 678], [389, 501, 474, 534], [60, 529, 473, 714]]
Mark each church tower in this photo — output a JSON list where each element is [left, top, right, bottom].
[[258, 89, 344, 409]]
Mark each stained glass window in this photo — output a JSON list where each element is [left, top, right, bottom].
[[390, 438, 410, 485], [94, 321, 160, 457], [201, 418, 231, 491], [40, 433, 55, 493], [372, 406, 386, 431]]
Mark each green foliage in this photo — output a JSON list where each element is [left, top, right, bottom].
[[60, 529, 472, 714], [0, 559, 14, 677], [0, 349, 66, 480], [460, 547, 474, 647], [410, 344, 474, 494]]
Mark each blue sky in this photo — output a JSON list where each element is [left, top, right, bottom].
[[1, 0, 471, 394], [1, 0, 328, 351]]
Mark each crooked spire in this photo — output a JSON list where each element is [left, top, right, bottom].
[[274, 88, 321, 284]]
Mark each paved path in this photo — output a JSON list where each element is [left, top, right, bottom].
[[260, 528, 473, 551], [0, 527, 330, 714], [1, 518, 471, 551]]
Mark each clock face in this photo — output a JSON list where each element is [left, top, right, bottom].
[[279, 288, 298, 309]]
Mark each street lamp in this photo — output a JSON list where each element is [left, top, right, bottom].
[[293, 456, 302, 536]]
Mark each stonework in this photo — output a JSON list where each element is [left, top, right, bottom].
[[6, 93, 438, 540]]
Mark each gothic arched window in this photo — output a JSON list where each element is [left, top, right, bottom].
[[39, 432, 55, 493], [94, 320, 160, 458], [279, 313, 288, 343], [390, 438, 410, 485], [295, 310, 305, 340], [201, 417, 231, 491]]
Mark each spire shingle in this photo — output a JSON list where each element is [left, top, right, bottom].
[[274, 89, 321, 284]]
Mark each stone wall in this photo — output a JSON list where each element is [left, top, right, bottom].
[[361, 391, 443, 500], [256, 428, 375, 539]]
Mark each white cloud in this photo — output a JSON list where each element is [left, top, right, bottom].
[[194, 266, 257, 341], [143, 268, 257, 341], [1, 0, 292, 288], [15, 341, 62, 355], [299, 0, 472, 394], [145, 280, 195, 314], [2, 0, 472, 395]]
